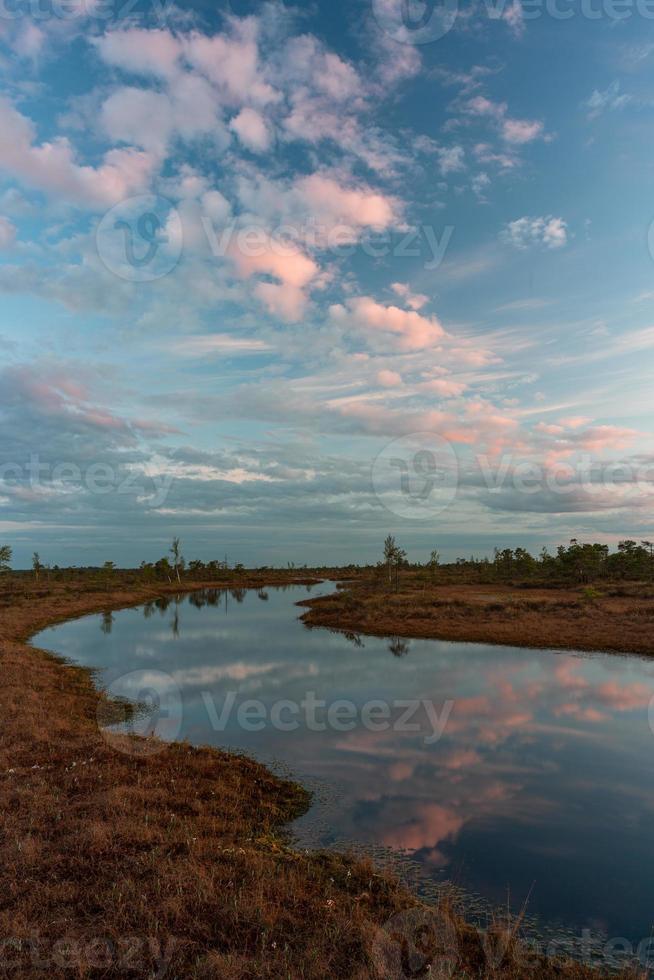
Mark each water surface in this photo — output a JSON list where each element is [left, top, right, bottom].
[[34, 584, 654, 951]]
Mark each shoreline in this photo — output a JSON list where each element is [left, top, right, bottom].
[[0, 573, 643, 978], [299, 579, 654, 657]]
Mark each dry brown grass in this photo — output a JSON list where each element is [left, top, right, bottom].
[[300, 575, 654, 656], [0, 574, 644, 978]]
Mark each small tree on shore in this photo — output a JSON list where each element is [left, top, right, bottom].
[[32, 552, 43, 580], [383, 535, 397, 585], [0, 545, 12, 574], [170, 537, 183, 583], [383, 535, 406, 590]]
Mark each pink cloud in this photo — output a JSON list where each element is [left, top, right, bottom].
[[331, 296, 445, 351], [558, 416, 592, 429], [503, 0, 526, 35], [229, 238, 318, 321], [391, 281, 428, 310], [576, 425, 637, 452], [382, 802, 464, 853], [229, 240, 318, 289], [296, 174, 400, 231], [536, 422, 565, 436], [376, 369, 402, 387], [1, 364, 170, 436], [94, 28, 181, 79], [0, 98, 154, 209], [502, 118, 544, 144], [0, 363, 177, 441], [595, 681, 650, 711], [555, 704, 607, 723], [254, 282, 308, 321], [388, 761, 415, 781], [441, 748, 482, 770]]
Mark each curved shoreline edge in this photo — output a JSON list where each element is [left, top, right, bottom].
[[299, 579, 654, 658]]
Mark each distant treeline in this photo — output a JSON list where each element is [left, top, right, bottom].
[[431, 539, 654, 585], [1, 537, 653, 585]]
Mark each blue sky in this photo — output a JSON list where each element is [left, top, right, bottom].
[[1, 0, 653, 567]]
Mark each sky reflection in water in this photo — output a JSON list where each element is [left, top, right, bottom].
[[34, 585, 654, 944]]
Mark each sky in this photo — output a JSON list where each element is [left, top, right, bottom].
[[1, 0, 654, 567]]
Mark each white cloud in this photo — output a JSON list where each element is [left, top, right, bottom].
[[471, 172, 490, 199], [101, 78, 226, 157], [438, 144, 465, 175], [94, 28, 181, 79], [501, 215, 568, 250], [101, 88, 174, 155], [463, 96, 545, 146], [184, 19, 279, 108], [376, 369, 402, 387], [164, 334, 273, 357], [421, 378, 467, 397], [278, 35, 361, 102], [583, 81, 631, 120], [13, 23, 45, 60], [230, 107, 271, 152]]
